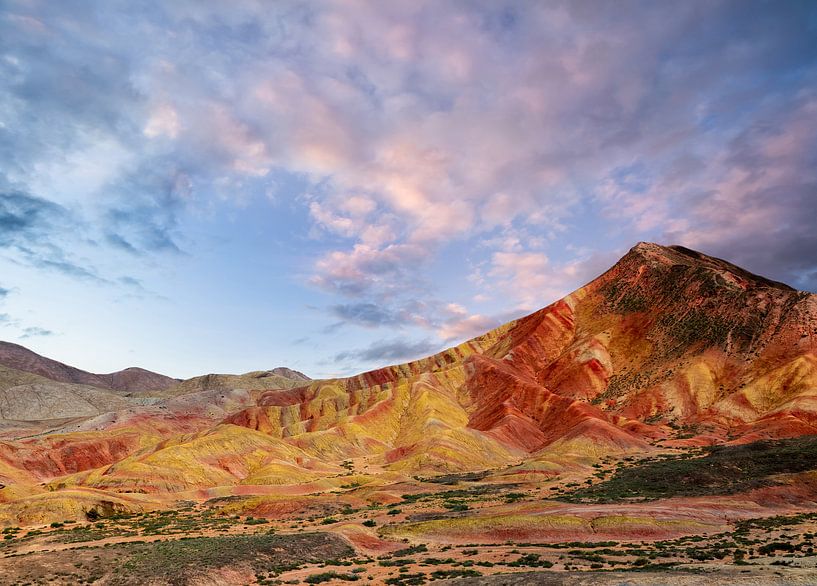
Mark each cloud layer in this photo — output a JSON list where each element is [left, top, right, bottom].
[[1, 0, 816, 372]]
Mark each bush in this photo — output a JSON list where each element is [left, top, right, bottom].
[[758, 542, 795, 555], [305, 571, 360, 583]]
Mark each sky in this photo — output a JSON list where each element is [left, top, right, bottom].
[[1, 1, 816, 379]]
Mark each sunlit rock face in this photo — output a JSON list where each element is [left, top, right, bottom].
[[229, 242, 817, 459]]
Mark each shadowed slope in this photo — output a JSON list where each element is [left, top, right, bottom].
[[0, 364, 134, 420]]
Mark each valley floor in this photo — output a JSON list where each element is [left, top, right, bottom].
[[3, 445, 817, 585]]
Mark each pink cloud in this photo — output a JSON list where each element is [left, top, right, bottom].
[[438, 312, 499, 342]]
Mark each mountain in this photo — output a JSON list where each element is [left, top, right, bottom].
[[1, 242, 816, 562], [0, 344, 310, 423], [224, 241, 816, 467], [161, 369, 311, 398], [0, 364, 131, 420], [0, 347, 180, 422], [267, 366, 310, 381], [0, 341, 180, 393]]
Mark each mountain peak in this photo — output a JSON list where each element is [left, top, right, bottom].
[[267, 367, 310, 381], [616, 242, 796, 292]]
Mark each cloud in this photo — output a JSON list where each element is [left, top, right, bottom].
[[325, 296, 514, 347], [0, 3, 190, 283], [289, 1, 816, 322], [143, 104, 181, 139], [438, 313, 501, 342], [593, 92, 817, 291], [488, 251, 552, 308], [2, 0, 817, 375], [668, 96, 817, 290], [328, 303, 403, 328], [6, 3, 816, 286], [482, 250, 588, 310], [0, 273, 58, 338], [310, 243, 428, 297], [0, 190, 105, 280], [0, 191, 67, 247], [334, 338, 439, 365], [26, 254, 102, 282], [20, 326, 53, 339], [0, 312, 52, 339]]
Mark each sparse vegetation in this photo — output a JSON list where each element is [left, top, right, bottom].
[[304, 571, 360, 583], [560, 436, 817, 502], [109, 532, 352, 585]]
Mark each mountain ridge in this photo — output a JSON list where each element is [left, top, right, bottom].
[[0, 341, 312, 397], [0, 341, 180, 393]]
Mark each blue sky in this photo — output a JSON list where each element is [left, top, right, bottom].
[[1, 1, 816, 379]]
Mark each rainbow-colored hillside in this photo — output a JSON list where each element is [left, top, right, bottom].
[[2, 243, 817, 583]]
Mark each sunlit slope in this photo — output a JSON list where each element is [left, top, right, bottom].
[[227, 242, 817, 464], [50, 425, 341, 493]]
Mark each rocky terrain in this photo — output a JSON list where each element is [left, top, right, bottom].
[[1, 242, 816, 584]]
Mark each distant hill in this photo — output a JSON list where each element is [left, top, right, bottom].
[[0, 364, 130, 420], [0, 342, 180, 393], [0, 343, 311, 421], [267, 367, 310, 382], [162, 369, 311, 398]]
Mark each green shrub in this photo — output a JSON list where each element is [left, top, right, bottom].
[[305, 571, 360, 583]]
